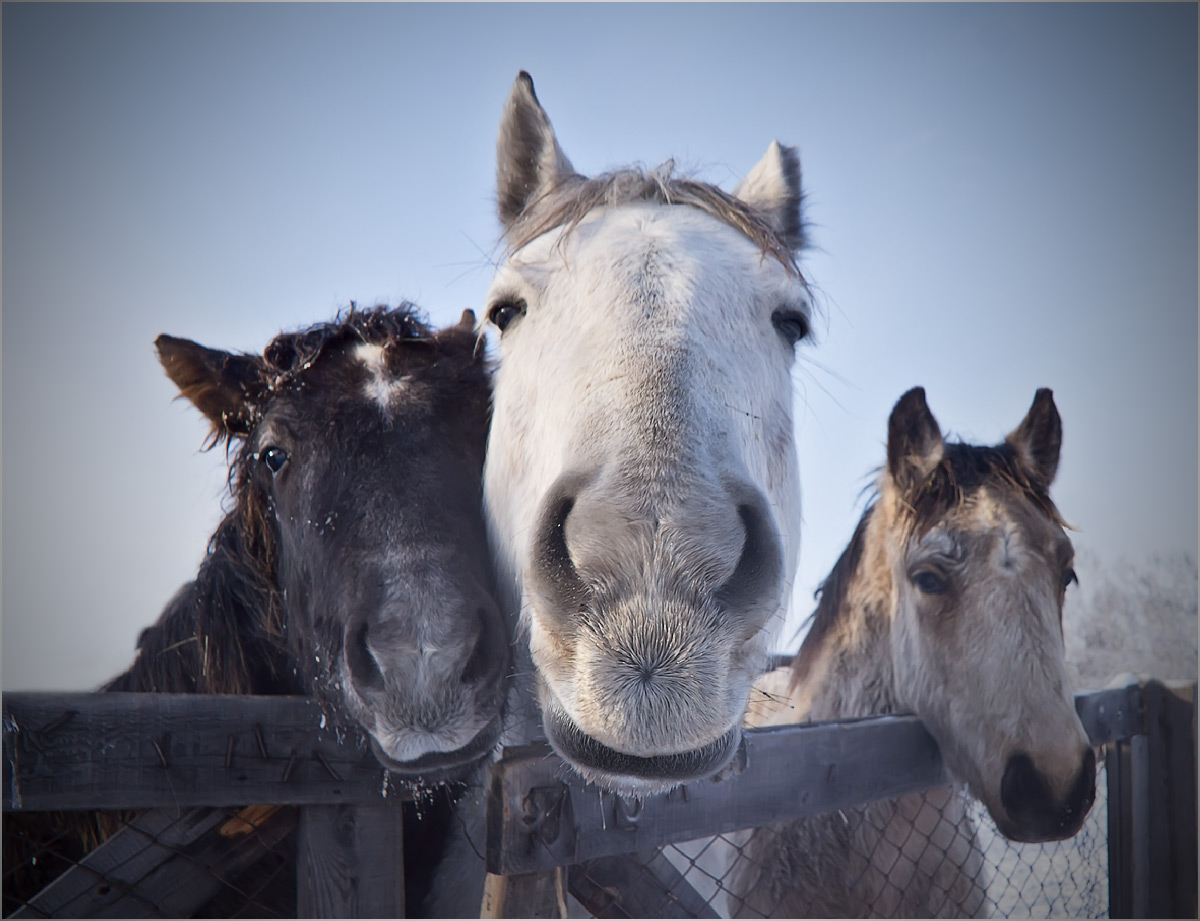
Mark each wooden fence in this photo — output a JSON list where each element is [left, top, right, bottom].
[[4, 678, 1195, 918]]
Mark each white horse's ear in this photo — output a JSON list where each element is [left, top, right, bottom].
[[1006, 388, 1062, 487], [887, 387, 945, 494], [733, 140, 806, 251], [496, 71, 577, 227]]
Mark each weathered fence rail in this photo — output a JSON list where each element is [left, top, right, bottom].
[[4, 678, 1195, 918], [485, 681, 1147, 876], [3, 692, 412, 811]]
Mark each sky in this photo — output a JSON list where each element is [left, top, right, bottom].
[[3, 2, 1196, 692]]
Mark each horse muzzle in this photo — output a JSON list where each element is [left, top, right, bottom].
[[542, 693, 743, 795], [994, 746, 1097, 842]]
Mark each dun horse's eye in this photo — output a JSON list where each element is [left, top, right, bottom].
[[772, 308, 810, 346], [912, 571, 949, 595], [487, 298, 526, 333], [259, 446, 289, 475]]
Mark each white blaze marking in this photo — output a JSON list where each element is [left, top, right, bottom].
[[354, 342, 409, 411]]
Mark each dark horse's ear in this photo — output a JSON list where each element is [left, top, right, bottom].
[[496, 71, 578, 227], [887, 387, 945, 495], [1006, 388, 1062, 487], [156, 335, 267, 443], [733, 140, 807, 252]]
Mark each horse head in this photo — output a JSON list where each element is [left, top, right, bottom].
[[156, 307, 508, 782], [484, 73, 812, 794], [882, 387, 1094, 841]]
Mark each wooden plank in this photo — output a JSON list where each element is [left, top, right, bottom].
[[1139, 681, 1197, 919], [487, 713, 948, 875], [568, 850, 719, 918], [9, 805, 296, 918], [480, 870, 563, 918], [297, 804, 406, 918], [1106, 739, 1135, 919], [3, 692, 416, 810], [487, 685, 1149, 874]]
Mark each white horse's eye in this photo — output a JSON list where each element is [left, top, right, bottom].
[[771, 308, 810, 346], [1062, 568, 1079, 591], [487, 299, 527, 333], [912, 570, 949, 595], [259, 446, 289, 475]]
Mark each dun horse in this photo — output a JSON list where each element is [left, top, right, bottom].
[[483, 72, 813, 794], [731, 387, 1096, 918], [5, 306, 505, 917]]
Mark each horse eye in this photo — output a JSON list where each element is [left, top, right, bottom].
[[488, 299, 526, 333], [259, 446, 289, 475], [912, 571, 949, 595], [772, 308, 810, 346], [1062, 568, 1079, 591]]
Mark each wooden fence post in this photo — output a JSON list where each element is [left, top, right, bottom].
[[1106, 680, 1197, 919], [297, 804, 406, 918], [480, 869, 564, 918]]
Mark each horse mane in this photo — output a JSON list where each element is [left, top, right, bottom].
[[107, 304, 436, 695], [790, 505, 874, 691], [503, 162, 806, 279], [790, 439, 1066, 691]]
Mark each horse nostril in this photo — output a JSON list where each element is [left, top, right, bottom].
[[715, 499, 783, 632], [346, 621, 384, 690], [1000, 751, 1053, 817], [1061, 747, 1097, 823], [460, 613, 491, 686], [529, 480, 590, 625]]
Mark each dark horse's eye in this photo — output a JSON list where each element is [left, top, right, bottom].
[[259, 446, 289, 475], [772, 308, 810, 346], [912, 570, 949, 596], [487, 298, 526, 333]]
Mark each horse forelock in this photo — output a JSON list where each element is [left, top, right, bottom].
[[503, 164, 804, 280], [900, 441, 1066, 542]]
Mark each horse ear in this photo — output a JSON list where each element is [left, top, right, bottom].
[[887, 387, 945, 494], [733, 140, 806, 251], [156, 334, 266, 443], [496, 71, 577, 226], [1006, 388, 1062, 487]]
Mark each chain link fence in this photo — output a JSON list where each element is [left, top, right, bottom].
[[560, 757, 1110, 919], [3, 806, 297, 918]]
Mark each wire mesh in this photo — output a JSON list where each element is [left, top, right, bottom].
[[570, 758, 1110, 918], [3, 805, 297, 918], [5, 758, 1113, 918]]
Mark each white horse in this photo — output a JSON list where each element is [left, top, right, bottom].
[[482, 73, 813, 795], [730, 388, 1096, 918]]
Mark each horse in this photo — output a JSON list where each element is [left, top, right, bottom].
[[481, 72, 813, 796], [728, 387, 1096, 918], [3, 306, 505, 917]]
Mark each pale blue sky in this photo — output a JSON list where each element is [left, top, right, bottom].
[[4, 2, 1196, 690]]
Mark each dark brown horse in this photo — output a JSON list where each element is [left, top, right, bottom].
[[113, 304, 507, 776], [4, 305, 506, 915]]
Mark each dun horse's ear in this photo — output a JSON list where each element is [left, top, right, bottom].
[[1006, 388, 1062, 487], [887, 387, 945, 494], [156, 335, 266, 443], [733, 140, 806, 251], [497, 71, 577, 226]]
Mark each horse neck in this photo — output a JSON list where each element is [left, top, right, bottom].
[[792, 504, 902, 722], [103, 514, 298, 695]]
